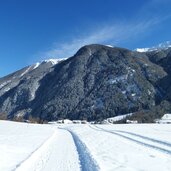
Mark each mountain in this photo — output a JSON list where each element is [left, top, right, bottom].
[[0, 44, 171, 122], [0, 59, 65, 120], [135, 41, 171, 52]]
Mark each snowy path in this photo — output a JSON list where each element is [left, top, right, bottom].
[[15, 126, 99, 171], [62, 128, 99, 171], [16, 129, 81, 171]]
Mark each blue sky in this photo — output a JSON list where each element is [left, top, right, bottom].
[[0, 0, 171, 77]]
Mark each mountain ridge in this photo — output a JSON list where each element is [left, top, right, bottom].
[[135, 41, 171, 52], [0, 44, 171, 122]]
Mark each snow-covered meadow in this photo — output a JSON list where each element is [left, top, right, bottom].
[[0, 120, 171, 171]]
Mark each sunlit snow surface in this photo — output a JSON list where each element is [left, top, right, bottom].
[[1, 120, 171, 171]]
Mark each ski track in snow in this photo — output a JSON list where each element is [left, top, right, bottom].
[[14, 130, 57, 171], [13, 129, 81, 171], [89, 125, 171, 156], [59, 127, 100, 171], [41, 129, 80, 171], [15, 128, 81, 171], [1, 121, 171, 171], [15, 126, 100, 171], [114, 130, 171, 148], [12, 124, 100, 171]]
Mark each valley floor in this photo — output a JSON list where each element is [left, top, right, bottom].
[[0, 121, 171, 171]]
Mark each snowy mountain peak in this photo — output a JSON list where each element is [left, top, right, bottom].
[[31, 58, 67, 71], [33, 62, 40, 69], [157, 41, 171, 49], [135, 41, 171, 52], [105, 45, 113, 48], [42, 58, 66, 65], [135, 48, 150, 53]]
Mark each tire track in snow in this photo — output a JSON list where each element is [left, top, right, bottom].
[[90, 125, 171, 148], [13, 130, 57, 171], [89, 125, 171, 156], [115, 130, 171, 148], [41, 129, 80, 171], [60, 128, 100, 171]]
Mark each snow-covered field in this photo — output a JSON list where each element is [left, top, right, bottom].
[[0, 121, 171, 171]]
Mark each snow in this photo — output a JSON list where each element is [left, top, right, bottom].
[[105, 113, 133, 123], [131, 93, 136, 96], [67, 124, 171, 171], [19, 58, 66, 78], [135, 48, 150, 52], [4, 87, 11, 92], [158, 41, 171, 49], [135, 41, 171, 52], [108, 75, 127, 84], [20, 66, 32, 77], [148, 89, 152, 95], [63, 119, 73, 124], [29, 81, 40, 100], [108, 67, 135, 85], [88, 49, 92, 56], [16, 129, 80, 171], [43, 58, 66, 65], [105, 45, 113, 48], [162, 114, 171, 120], [0, 121, 54, 171], [0, 80, 12, 89], [156, 114, 171, 124], [33, 62, 40, 70], [1, 120, 171, 171]]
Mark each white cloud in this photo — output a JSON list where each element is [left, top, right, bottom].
[[39, 18, 163, 59], [37, 1, 171, 59]]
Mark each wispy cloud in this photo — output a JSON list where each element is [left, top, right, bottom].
[[39, 19, 162, 58], [37, 1, 171, 59]]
